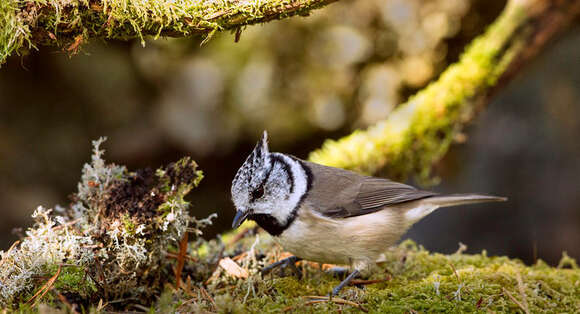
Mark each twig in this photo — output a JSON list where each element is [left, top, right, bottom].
[[349, 277, 391, 286], [95, 299, 108, 312], [502, 288, 530, 314], [27, 265, 62, 306], [516, 273, 529, 313], [183, 276, 195, 297], [448, 262, 461, 284], [232, 251, 248, 262], [454, 242, 468, 255], [200, 286, 217, 311], [131, 304, 151, 312], [176, 297, 198, 311], [175, 232, 189, 289], [166, 252, 198, 262]]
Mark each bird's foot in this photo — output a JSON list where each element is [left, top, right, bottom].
[[262, 255, 302, 278], [329, 269, 361, 298]]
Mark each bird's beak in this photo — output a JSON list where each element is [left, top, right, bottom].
[[232, 210, 250, 229]]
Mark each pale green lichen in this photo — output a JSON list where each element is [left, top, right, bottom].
[[0, 0, 337, 65], [0, 138, 212, 308], [309, 1, 528, 183], [0, 206, 95, 307]]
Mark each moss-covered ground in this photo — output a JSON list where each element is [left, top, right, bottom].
[[150, 225, 578, 313]]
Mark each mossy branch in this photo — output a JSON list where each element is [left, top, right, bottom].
[[309, 0, 580, 182], [0, 0, 338, 65]]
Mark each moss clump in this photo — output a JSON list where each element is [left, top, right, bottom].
[[0, 138, 213, 309], [308, 1, 527, 183]]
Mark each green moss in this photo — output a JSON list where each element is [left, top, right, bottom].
[[185, 238, 579, 313], [51, 265, 98, 297], [309, 3, 528, 183], [121, 214, 137, 235], [0, 0, 28, 62], [0, 0, 337, 65]]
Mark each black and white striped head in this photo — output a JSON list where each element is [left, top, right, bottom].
[[231, 131, 311, 235]]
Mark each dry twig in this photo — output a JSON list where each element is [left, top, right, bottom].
[[349, 277, 391, 286], [503, 287, 530, 314], [516, 273, 529, 313], [200, 286, 217, 311], [27, 265, 62, 306], [174, 232, 189, 289]]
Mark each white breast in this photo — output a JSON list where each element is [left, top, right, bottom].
[[278, 206, 407, 269]]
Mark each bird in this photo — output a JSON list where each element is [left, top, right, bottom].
[[230, 131, 506, 296]]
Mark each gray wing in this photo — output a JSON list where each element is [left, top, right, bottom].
[[303, 161, 436, 218], [352, 177, 437, 216]]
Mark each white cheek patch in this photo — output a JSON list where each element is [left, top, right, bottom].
[[268, 153, 308, 225]]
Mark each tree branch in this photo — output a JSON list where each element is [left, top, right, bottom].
[[308, 0, 580, 183], [0, 0, 338, 65]]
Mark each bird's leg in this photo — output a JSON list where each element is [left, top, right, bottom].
[[262, 255, 302, 277], [330, 269, 360, 297], [325, 266, 350, 279]]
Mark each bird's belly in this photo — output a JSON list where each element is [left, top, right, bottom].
[[277, 208, 405, 266], [278, 224, 353, 265]]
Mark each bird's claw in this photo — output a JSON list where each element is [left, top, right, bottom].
[[261, 255, 302, 278], [328, 269, 361, 297]]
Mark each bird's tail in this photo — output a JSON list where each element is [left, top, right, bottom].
[[424, 194, 507, 207], [404, 193, 506, 225]]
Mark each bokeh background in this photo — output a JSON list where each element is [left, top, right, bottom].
[[1, 0, 578, 266]]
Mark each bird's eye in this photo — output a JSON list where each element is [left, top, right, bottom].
[[251, 185, 265, 201]]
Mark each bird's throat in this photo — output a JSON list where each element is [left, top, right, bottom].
[[249, 213, 296, 236]]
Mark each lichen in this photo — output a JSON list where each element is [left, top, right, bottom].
[[0, 138, 212, 309], [0, 206, 95, 307], [308, 1, 528, 183]]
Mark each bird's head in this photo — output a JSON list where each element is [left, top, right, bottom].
[[230, 131, 310, 233]]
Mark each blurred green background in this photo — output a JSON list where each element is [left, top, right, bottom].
[[1, 0, 578, 265]]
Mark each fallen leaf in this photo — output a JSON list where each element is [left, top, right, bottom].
[[219, 257, 249, 279]]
